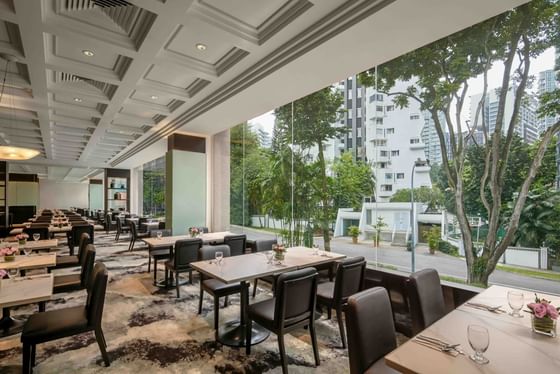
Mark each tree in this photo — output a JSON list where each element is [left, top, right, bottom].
[[389, 186, 444, 212], [360, 0, 560, 285], [331, 152, 375, 212], [274, 87, 345, 251]]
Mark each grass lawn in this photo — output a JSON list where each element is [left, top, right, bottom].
[[496, 264, 560, 282]]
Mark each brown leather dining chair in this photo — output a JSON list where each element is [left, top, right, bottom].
[[407, 268, 446, 335], [164, 238, 202, 297], [251, 238, 278, 298], [246, 267, 320, 374], [316, 256, 366, 348], [128, 221, 149, 251], [345, 287, 398, 374], [21, 262, 111, 373], [198, 245, 245, 341], [223, 234, 246, 256], [114, 216, 130, 241], [53, 245, 96, 294], [55, 232, 91, 270]]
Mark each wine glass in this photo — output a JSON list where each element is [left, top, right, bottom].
[[33, 233, 40, 241], [156, 231, 162, 240], [312, 244, 320, 255], [265, 250, 274, 264], [468, 324, 490, 364], [8, 268, 19, 279], [23, 246, 32, 256], [507, 291, 524, 318], [215, 251, 223, 266]]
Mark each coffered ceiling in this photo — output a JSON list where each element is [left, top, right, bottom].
[[0, 0, 528, 180]]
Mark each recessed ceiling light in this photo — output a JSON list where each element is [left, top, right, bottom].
[[150, 95, 158, 100], [82, 49, 95, 57], [73, 97, 82, 102], [195, 43, 207, 51]]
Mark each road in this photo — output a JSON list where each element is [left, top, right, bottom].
[[232, 226, 560, 295]]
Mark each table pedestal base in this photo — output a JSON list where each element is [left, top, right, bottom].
[[218, 320, 270, 347], [154, 278, 189, 288], [1, 309, 24, 337]]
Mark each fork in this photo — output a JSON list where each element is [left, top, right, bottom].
[[412, 338, 460, 356], [416, 335, 464, 355], [465, 302, 505, 313]]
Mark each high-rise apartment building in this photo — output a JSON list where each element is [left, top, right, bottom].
[[537, 69, 558, 135], [317, 78, 431, 202], [470, 84, 539, 144]]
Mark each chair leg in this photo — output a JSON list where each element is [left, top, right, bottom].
[[164, 267, 169, 288], [245, 319, 253, 355], [22, 343, 31, 374], [223, 296, 228, 308], [309, 321, 320, 366], [198, 286, 204, 314], [148, 255, 151, 273], [189, 270, 193, 284], [175, 272, 180, 298], [95, 328, 111, 367], [327, 307, 332, 320], [252, 279, 258, 298], [336, 306, 347, 349], [214, 296, 220, 341], [31, 344, 36, 368], [278, 333, 288, 374]]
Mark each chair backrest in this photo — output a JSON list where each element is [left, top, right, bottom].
[[174, 239, 202, 267], [334, 256, 366, 303], [81, 245, 96, 287], [224, 234, 246, 256], [78, 232, 92, 263], [150, 229, 172, 238], [72, 224, 94, 247], [345, 287, 397, 374], [274, 267, 318, 329], [23, 227, 49, 240], [255, 239, 277, 252], [407, 268, 446, 333], [128, 220, 138, 239], [105, 214, 112, 226], [86, 262, 108, 328], [199, 244, 230, 261]]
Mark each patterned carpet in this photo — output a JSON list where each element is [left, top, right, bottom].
[[0, 231, 373, 373]]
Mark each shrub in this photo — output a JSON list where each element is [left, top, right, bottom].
[[438, 240, 459, 256], [348, 225, 361, 238]]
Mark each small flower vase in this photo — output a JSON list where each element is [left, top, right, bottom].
[[532, 315, 557, 337], [18, 239, 26, 246], [4, 255, 15, 262], [274, 250, 285, 263]]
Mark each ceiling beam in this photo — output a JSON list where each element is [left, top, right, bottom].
[[13, 1, 53, 159]]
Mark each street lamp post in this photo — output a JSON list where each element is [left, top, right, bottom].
[[410, 158, 429, 273]]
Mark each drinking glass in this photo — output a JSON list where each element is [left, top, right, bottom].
[[312, 244, 320, 255], [8, 268, 19, 279], [468, 324, 490, 364], [156, 231, 162, 240], [23, 247, 32, 256], [215, 251, 223, 266], [507, 291, 524, 318], [265, 250, 274, 264], [33, 233, 40, 241]]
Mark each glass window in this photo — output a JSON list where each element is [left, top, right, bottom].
[[396, 173, 405, 179], [142, 156, 166, 218], [387, 128, 395, 134], [391, 150, 399, 156]]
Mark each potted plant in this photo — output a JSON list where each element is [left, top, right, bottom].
[[527, 294, 558, 337], [371, 217, 387, 247], [1, 246, 18, 262], [426, 226, 441, 255], [348, 226, 361, 244], [15, 233, 29, 245], [272, 244, 286, 263], [188, 227, 200, 238]]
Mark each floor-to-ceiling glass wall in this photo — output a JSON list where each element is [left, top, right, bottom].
[[141, 156, 166, 218]]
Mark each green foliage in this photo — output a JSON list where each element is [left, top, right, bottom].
[[426, 227, 441, 250], [389, 186, 444, 212], [331, 152, 375, 211], [347, 225, 361, 238], [438, 240, 459, 256]]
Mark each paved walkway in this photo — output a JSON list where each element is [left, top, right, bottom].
[[232, 226, 560, 294]]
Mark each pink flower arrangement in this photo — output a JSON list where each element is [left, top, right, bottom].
[[15, 233, 29, 240], [0, 246, 18, 256], [189, 227, 200, 237], [0, 269, 7, 278], [527, 294, 559, 320]]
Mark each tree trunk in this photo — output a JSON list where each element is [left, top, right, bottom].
[[317, 142, 331, 251]]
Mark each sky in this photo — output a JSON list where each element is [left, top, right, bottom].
[[249, 47, 557, 136]]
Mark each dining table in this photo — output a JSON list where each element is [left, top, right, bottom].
[[384, 285, 560, 373], [142, 231, 236, 287], [0, 272, 54, 337], [190, 246, 346, 347]]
